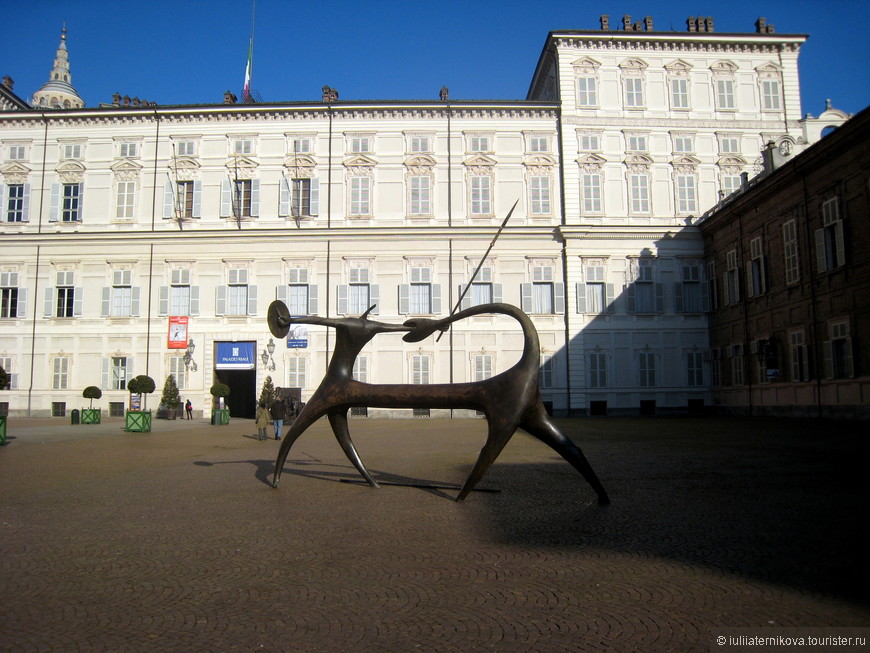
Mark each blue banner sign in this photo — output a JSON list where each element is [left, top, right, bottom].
[[215, 341, 256, 369]]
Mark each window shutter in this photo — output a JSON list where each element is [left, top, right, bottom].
[[250, 179, 260, 217], [674, 282, 683, 313], [337, 284, 348, 314], [101, 287, 111, 317], [279, 176, 291, 216], [101, 357, 110, 390], [192, 181, 202, 218], [605, 284, 615, 313], [520, 283, 533, 313], [399, 284, 410, 314], [126, 357, 134, 387], [369, 285, 380, 314], [16, 288, 26, 318], [247, 284, 258, 315], [43, 287, 54, 318], [73, 288, 83, 317], [310, 178, 320, 216], [626, 285, 636, 313], [460, 284, 471, 310], [834, 221, 845, 267], [822, 340, 833, 379], [131, 287, 140, 317], [220, 180, 232, 217], [158, 286, 169, 316], [49, 183, 60, 222], [576, 283, 587, 313], [276, 284, 288, 304], [844, 338, 855, 377], [163, 180, 174, 218], [190, 286, 200, 316], [22, 183, 31, 221], [814, 229, 826, 272], [745, 262, 754, 297], [0, 185, 4, 217], [432, 284, 442, 314], [76, 183, 84, 220], [553, 283, 565, 314], [308, 284, 318, 315], [655, 283, 664, 313], [216, 286, 227, 315], [492, 283, 503, 304]]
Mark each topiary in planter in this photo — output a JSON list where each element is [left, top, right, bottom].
[[82, 385, 102, 409]]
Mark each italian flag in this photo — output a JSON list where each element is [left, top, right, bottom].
[[243, 37, 253, 102]]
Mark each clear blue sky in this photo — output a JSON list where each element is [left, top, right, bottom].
[[2, 0, 867, 116]]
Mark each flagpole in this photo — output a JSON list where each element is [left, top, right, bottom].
[[243, 0, 255, 102]]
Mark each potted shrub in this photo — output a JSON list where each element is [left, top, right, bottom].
[[126, 375, 156, 432], [158, 374, 182, 420], [210, 382, 231, 425], [0, 364, 8, 445], [81, 386, 102, 424], [259, 375, 276, 409]]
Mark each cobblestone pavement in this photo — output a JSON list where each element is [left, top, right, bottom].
[[1, 415, 868, 652]]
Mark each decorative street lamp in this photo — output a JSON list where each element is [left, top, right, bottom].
[[183, 338, 198, 372], [261, 337, 276, 371]]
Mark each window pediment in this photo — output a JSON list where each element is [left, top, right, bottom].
[[755, 62, 782, 78], [110, 159, 143, 174], [577, 153, 607, 168], [619, 58, 648, 72], [343, 154, 377, 168], [664, 59, 693, 74], [224, 156, 259, 177], [671, 155, 701, 167], [404, 154, 436, 168], [1, 161, 32, 181], [571, 56, 601, 72], [717, 155, 747, 168], [56, 160, 86, 175], [523, 154, 557, 167], [462, 153, 496, 167], [710, 60, 738, 75], [284, 154, 317, 169], [623, 153, 653, 167]]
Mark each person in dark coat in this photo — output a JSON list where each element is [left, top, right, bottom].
[[270, 398, 286, 440]]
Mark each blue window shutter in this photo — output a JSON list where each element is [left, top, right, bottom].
[[192, 181, 202, 218], [22, 183, 31, 221], [398, 284, 410, 314], [250, 179, 260, 217], [247, 284, 258, 315], [158, 286, 169, 316], [337, 284, 348, 314], [131, 287, 140, 317], [432, 284, 442, 314], [43, 287, 54, 318], [520, 283, 532, 313], [216, 286, 227, 315], [576, 283, 587, 313], [163, 180, 174, 219], [279, 177, 290, 217], [369, 285, 379, 314], [310, 178, 320, 216], [554, 283, 565, 314], [101, 287, 111, 317], [49, 183, 60, 222], [308, 284, 318, 315], [220, 180, 232, 217], [189, 286, 200, 316], [73, 288, 83, 317]]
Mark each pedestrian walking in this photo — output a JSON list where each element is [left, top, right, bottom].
[[270, 398, 286, 440], [185, 399, 193, 420], [255, 402, 270, 441]]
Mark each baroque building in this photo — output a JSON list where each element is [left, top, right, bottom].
[[0, 16, 851, 419]]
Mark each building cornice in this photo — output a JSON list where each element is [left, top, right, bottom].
[[550, 30, 806, 54]]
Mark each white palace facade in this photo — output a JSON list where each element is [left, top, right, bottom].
[[0, 15, 846, 418]]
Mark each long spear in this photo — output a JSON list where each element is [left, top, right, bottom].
[[437, 198, 519, 342]]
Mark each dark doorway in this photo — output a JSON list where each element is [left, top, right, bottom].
[[215, 369, 257, 419]]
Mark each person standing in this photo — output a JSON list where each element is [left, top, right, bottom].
[[185, 399, 193, 420], [270, 398, 286, 440], [255, 402, 270, 441]]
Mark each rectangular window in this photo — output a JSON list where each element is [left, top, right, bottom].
[[0, 356, 12, 390], [64, 144, 82, 159], [62, 183, 81, 222], [632, 260, 656, 313], [528, 136, 549, 152], [539, 354, 554, 389], [350, 177, 371, 215], [352, 356, 369, 383], [731, 345, 744, 385], [721, 175, 742, 197], [287, 357, 307, 388], [409, 267, 433, 314], [234, 139, 253, 155], [629, 174, 650, 213], [706, 260, 718, 311], [474, 354, 493, 382], [676, 175, 697, 213], [670, 78, 689, 109], [291, 179, 311, 217], [8, 145, 26, 160], [119, 142, 138, 158], [639, 351, 656, 387], [748, 237, 766, 296], [627, 134, 648, 152], [291, 137, 311, 154], [584, 263, 606, 314], [783, 220, 799, 285], [115, 181, 135, 219], [176, 140, 196, 156], [529, 176, 550, 215], [532, 284, 554, 315], [348, 268, 372, 315], [725, 249, 740, 304], [673, 135, 693, 153], [579, 134, 600, 151], [52, 357, 69, 390], [6, 183, 26, 222], [469, 136, 490, 152], [581, 173, 602, 213], [111, 356, 128, 390], [816, 198, 845, 271], [826, 322, 853, 379], [577, 77, 598, 106], [409, 136, 431, 153], [55, 271, 75, 318], [589, 352, 607, 388], [1, 272, 20, 318], [411, 354, 430, 384], [716, 79, 736, 110], [169, 356, 187, 390], [170, 269, 191, 316], [350, 136, 371, 153], [687, 351, 704, 386], [111, 270, 133, 317], [232, 180, 253, 217], [470, 176, 492, 215], [227, 268, 249, 316], [790, 331, 809, 382], [409, 175, 431, 215], [679, 263, 704, 313], [174, 181, 194, 218], [624, 77, 644, 108], [761, 79, 781, 110], [720, 136, 740, 154]]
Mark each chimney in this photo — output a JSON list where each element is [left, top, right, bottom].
[[2, 76, 13, 90], [704, 16, 715, 32], [687, 16, 697, 32], [622, 14, 633, 31], [755, 17, 776, 33], [600, 14, 610, 30], [112, 92, 121, 106], [644, 16, 654, 31]]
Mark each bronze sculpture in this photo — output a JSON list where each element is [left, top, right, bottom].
[[268, 300, 609, 504]]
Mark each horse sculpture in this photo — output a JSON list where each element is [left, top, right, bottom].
[[267, 300, 609, 503]]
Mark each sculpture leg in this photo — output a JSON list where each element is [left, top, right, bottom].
[[456, 417, 518, 501], [272, 397, 329, 488], [328, 409, 380, 488], [520, 402, 610, 505]]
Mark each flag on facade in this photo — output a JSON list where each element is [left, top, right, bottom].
[[243, 38, 253, 102]]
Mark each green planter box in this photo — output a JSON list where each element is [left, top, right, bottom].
[[125, 410, 152, 432], [211, 408, 230, 425], [0, 415, 7, 446], [81, 408, 101, 424]]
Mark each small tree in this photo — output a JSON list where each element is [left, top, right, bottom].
[[160, 374, 181, 413], [210, 383, 230, 407], [0, 365, 8, 391], [259, 375, 276, 408], [128, 375, 156, 409], [82, 386, 102, 408]]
